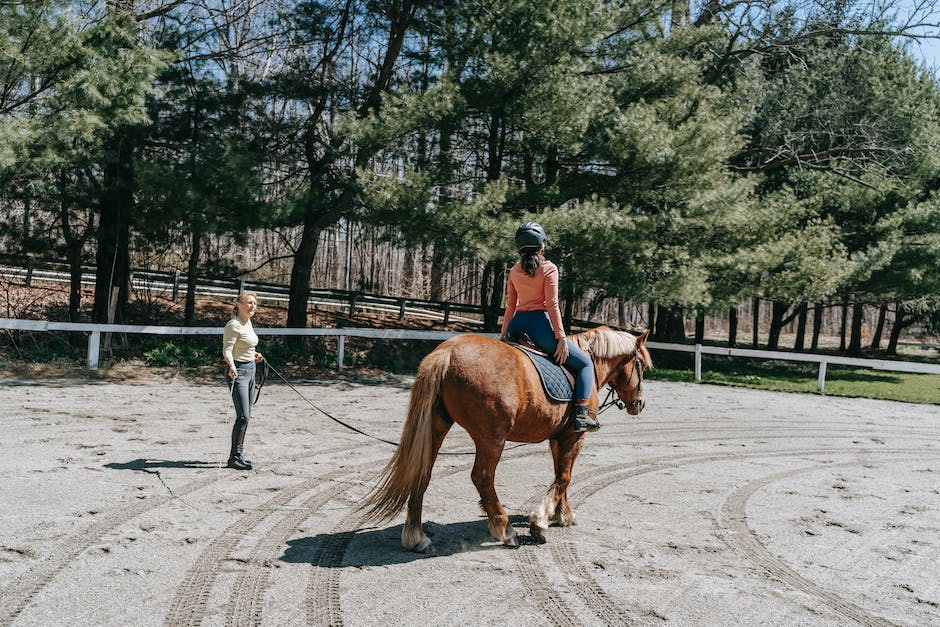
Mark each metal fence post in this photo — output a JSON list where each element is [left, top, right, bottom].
[[337, 334, 345, 369], [87, 331, 100, 370], [172, 271, 180, 301], [694, 344, 702, 381], [818, 360, 827, 392]]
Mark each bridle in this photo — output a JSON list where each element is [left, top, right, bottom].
[[598, 353, 645, 415]]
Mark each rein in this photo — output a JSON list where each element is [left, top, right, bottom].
[[253, 358, 268, 405], [262, 359, 528, 455], [264, 359, 400, 447]]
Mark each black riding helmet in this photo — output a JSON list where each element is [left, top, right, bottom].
[[515, 222, 547, 251]]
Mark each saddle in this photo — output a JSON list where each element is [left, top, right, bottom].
[[505, 335, 574, 402]]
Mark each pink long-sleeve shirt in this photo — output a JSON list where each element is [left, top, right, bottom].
[[500, 260, 566, 340]]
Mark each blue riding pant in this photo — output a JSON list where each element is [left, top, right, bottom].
[[506, 310, 594, 401]]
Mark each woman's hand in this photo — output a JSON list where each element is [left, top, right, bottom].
[[254, 352, 263, 363], [228, 363, 238, 379], [553, 338, 569, 364]]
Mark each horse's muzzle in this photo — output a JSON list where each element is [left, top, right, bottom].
[[626, 399, 644, 415]]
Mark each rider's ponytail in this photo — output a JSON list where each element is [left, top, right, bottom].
[[519, 247, 544, 276]]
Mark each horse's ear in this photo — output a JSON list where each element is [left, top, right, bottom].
[[638, 328, 650, 344]]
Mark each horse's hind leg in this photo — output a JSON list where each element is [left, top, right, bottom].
[[471, 443, 517, 547], [530, 434, 583, 543], [402, 411, 451, 553]]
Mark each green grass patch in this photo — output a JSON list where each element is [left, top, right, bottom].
[[647, 354, 940, 405]]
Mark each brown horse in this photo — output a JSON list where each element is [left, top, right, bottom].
[[359, 326, 651, 552]]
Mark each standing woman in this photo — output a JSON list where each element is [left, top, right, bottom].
[[222, 292, 264, 470], [499, 222, 599, 432]]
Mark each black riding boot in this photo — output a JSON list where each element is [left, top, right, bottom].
[[227, 418, 253, 470], [571, 404, 600, 432]]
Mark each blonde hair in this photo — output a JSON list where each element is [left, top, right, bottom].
[[233, 291, 259, 317]]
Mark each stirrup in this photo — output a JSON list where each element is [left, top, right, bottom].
[[571, 405, 600, 432]]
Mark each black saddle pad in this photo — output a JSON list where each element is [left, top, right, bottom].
[[508, 342, 573, 402]]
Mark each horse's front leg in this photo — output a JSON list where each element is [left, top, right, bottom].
[[471, 442, 517, 547], [530, 432, 584, 543]]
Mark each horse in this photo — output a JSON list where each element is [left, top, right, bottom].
[[359, 325, 651, 552]]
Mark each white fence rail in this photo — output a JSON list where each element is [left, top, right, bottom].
[[2, 319, 939, 391]]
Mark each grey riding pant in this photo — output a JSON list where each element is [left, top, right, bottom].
[[231, 361, 255, 421]]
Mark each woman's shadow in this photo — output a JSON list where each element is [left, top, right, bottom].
[[104, 459, 217, 473], [281, 515, 536, 567]]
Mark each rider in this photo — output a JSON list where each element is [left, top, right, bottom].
[[499, 222, 599, 432]]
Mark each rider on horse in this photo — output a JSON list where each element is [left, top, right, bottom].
[[499, 222, 600, 432]]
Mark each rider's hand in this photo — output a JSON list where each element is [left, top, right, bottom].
[[553, 338, 569, 364]]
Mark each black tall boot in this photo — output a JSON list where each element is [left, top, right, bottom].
[[227, 418, 253, 470], [571, 404, 600, 432]]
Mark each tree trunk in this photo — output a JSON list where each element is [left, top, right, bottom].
[[562, 282, 575, 333], [647, 302, 656, 334], [93, 133, 134, 324], [848, 300, 865, 354], [184, 223, 201, 325], [653, 305, 685, 342], [794, 302, 808, 351], [752, 297, 760, 348], [429, 245, 447, 301], [811, 302, 823, 351], [870, 302, 888, 351], [886, 304, 905, 355], [838, 297, 849, 351], [67, 243, 83, 323], [480, 260, 505, 332], [287, 210, 322, 328], [766, 300, 789, 350], [694, 311, 705, 344], [402, 247, 416, 297], [728, 306, 738, 347]]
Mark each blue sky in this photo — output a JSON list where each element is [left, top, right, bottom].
[[909, 37, 940, 74], [895, 1, 940, 75]]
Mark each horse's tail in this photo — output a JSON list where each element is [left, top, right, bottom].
[[359, 345, 452, 523]]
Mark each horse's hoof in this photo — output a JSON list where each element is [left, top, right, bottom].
[[529, 524, 547, 544], [503, 527, 519, 548], [410, 537, 433, 553]]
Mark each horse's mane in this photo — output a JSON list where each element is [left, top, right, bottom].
[[573, 326, 652, 367]]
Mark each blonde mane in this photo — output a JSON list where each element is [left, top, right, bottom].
[[573, 326, 652, 366]]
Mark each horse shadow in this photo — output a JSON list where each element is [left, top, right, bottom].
[[103, 459, 217, 472], [281, 515, 538, 567]]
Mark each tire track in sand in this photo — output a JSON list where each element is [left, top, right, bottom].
[[302, 448, 581, 627], [0, 474, 213, 627], [224, 460, 388, 627], [166, 457, 387, 627], [0, 439, 380, 627], [720, 460, 920, 627], [545, 447, 935, 626]]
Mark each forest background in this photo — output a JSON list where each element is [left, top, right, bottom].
[[3, 0, 940, 358]]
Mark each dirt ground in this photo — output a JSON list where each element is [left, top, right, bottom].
[[1, 373, 939, 626]]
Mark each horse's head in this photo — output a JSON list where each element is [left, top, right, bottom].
[[608, 329, 651, 415]]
